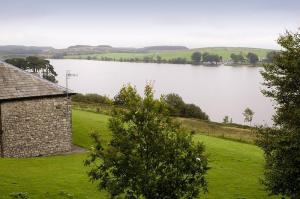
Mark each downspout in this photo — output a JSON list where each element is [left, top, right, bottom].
[[0, 103, 3, 157]]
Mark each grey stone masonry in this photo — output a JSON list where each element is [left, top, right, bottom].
[[0, 96, 72, 157]]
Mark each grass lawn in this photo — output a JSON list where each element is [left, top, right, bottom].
[[0, 110, 277, 199], [178, 117, 255, 143]]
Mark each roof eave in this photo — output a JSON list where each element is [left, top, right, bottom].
[[0, 92, 77, 103]]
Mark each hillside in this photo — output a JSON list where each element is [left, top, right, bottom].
[[0, 45, 274, 63], [64, 47, 274, 62], [0, 110, 277, 199]]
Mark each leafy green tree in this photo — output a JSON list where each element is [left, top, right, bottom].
[[5, 58, 28, 70], [257, 30, 300, 199], [26, 56, 43, 73], [85, 84, 208, 199], [163, 93, 209, 120], [243, 107, 254, 125], [5, 56, 58, 83], [202, 52, 221, 64], [40, 59, 57, 82], [191, 51, 202, 65], [182, 104, 209, 120], [230, 53, 245, 64], [113, 84, 140, 106], [246, 52, 259, 65], [164, 93, 186, 116]]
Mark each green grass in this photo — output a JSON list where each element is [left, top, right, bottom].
[[178, 117, 256, 143], [72, 102, 255, 143], [0, 110, 277, 199], [72, 110, 111, 148], [64, 47, 273, 62]]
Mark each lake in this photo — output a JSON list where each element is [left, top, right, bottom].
[[50, 59, 275, 125]]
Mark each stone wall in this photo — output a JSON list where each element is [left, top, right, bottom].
[[0, 96, 72, 158]]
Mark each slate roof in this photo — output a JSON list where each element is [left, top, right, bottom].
[[0, 61, 75, 101]]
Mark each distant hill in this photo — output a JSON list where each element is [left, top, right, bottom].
[[0, 45, 276, 63], [64, 46, 275, 63], [139, 46, 189, 52], [0, 45, 54, 55]]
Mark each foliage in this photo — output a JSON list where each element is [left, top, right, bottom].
[[163, 93, 186, 116], [113, 84, 140, 106], [72, 93, 112, 105], [183, 103, 209, 120], [230, 53, 245, 64], [202, 52, 222, 64], [191, 51, 202, 65], [264, 51, 278, 63], [258, 30, 300, 198], [163, 93, 209, 120], [4, 58, 28, 70], [246, 52, 259, 65], [5, 56, 58, 83], [243, 108, 254, 125], [85, 84, 209, 199]]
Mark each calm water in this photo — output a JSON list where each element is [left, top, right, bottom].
[[50, 59, 275, 125]]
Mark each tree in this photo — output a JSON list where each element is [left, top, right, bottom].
[[202, 52, 209, 63], [223, 116, 229, 124], [26, 56, 43, 73], [230, 53, 245, 64], [113, 84, 140, 106], [85, 84, 209, 199], [257, 30, 300, 198], [163, 93, 209, 120], [246, 52, 259, 65], [4, 58, 28, 70], [182, 103, 209, 120], [5, 56, 58, 83], [191, 51, 202, 65], [265, 51, 277, 63], [202, 52, 221, 65], [243, 108, 254, 125], [163, 93, 186, 116]]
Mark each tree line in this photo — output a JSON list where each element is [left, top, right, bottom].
[[192, 51, 276, 66], [83, 50, 277, 66], [5, 56, 58, 83], [72, 91, 210, 121]]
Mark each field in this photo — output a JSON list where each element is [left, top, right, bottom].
[[0, 110, 277, 199], [72, 102, 256, 144], [64, 47, 273, 62]]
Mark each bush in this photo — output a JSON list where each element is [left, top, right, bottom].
[[85, 84, 208, 199], [164, 93, 209, 120], [182, 103, 209, 120], [72, 93, 112, 105]]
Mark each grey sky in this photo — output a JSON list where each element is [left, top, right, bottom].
[[0, 0, 299, 49]]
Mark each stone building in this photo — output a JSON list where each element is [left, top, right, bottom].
[[0, 61, 75, 158]]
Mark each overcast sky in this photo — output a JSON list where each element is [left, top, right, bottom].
[[0, 0, 299, 49]]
